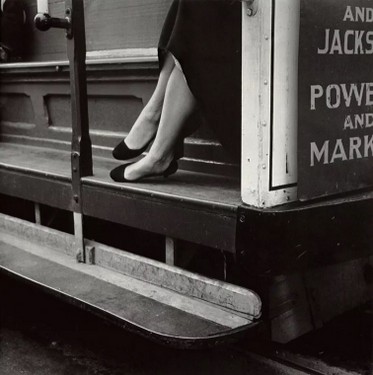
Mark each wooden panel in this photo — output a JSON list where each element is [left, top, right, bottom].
[[269, 274, 313, 343], [47, 94, 144, 133], [304, 257, 373, 324], [0, 94, 35, 123], [84, 0, 173, 52], [237, 191, 373, 275], [0, 169, 72, 211], [23, 0, 173, 62], [270, 257, 373, 343], [0, 63, 237, 175], [82, 184, 238, 253]]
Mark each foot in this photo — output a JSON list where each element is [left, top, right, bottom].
[[124, 106, 160, 150], [123, 153, 175, 181]]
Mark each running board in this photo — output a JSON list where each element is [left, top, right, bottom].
[[0, 214, 261, 348]]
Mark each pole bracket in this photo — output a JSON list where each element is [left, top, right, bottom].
[[243, 0, 258, 17], [34, 7, 73, 39]]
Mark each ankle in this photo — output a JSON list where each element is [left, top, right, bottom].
[[147, 151, 174, 166], [142, 104, 162, 124]]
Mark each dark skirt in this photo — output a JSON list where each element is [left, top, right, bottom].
[[158, 0, 242, 161]]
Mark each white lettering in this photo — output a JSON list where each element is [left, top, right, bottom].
[[318, 29, 373, 55], [330, 139, 348, 163], [364, 135, 373, 157], [368, 8, 373, 22], [310, 136, 373, 165], [343, 6, 354, 22], [343, 113, 373, 129], [355, 114, 365, 128], [344, 30, 355, 54], [344, 115, 354, 130], [318, 29, 330, 54], [310, 85, 323, 110], [354, 30, 364, 54], [356, 7, 365, 22], [326, 85, 341, 109], [330, 30, 343, 54], [343, 7, 373, 22], [367, 31, 373, 54], [349, 137, 363, 159], [309, 83, 373, 110], [311, 141, 329, 166], [367, 113, 373, 128], [366, 83, 373, 105], [340, 83, 365, 107]]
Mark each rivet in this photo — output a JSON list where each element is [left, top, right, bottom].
[[73, 195, 79, 202], [239, 215, 246, 223], [265, 35, 269, 40], [264, 80, 268, 85], [261, 121, 267, 127], [262, 164, 267, 170], [73, 167, 77, 172]]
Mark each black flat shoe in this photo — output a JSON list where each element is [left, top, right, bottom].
[[110, 160, 178, 183], [112, 137, 154, 161]]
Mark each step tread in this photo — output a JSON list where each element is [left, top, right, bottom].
[[0, 142, 241, 211], [0, 231, 258, 347]]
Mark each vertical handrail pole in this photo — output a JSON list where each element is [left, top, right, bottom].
[[34, 0, 93, 263], [65, 0, 92, 262]]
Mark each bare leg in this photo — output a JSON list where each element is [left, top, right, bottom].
[[124, 64, 196, 181], [124, 53, 175, 149]]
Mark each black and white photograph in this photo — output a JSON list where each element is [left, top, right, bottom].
[[0, 0, 372, 374]]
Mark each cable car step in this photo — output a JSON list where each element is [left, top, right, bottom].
[[0, 214, 261, 348], [0, 142, 240, 252]]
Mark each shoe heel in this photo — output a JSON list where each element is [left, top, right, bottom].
[[163, 160, 178, 177]]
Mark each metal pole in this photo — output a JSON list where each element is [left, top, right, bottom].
[[34, 0, 93, 262]]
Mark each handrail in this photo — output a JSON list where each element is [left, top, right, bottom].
[[34, 0, 93, 263]]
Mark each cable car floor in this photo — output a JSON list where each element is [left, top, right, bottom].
[[0, 274, 371, 375]]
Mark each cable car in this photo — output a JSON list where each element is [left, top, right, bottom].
[[0, 0, 372, 347]]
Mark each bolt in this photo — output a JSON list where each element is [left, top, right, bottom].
[[239, 215, 246, 223], [76, 250, 84, 263]]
